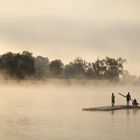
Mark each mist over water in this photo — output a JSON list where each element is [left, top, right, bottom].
[[0, 81, 140, 140], [0, 0, 140, 139]]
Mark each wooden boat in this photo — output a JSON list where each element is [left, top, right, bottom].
[[82, 105, 140, 111]]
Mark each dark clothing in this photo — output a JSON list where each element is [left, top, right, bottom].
[[126, 93, 131, 106], [111, 93, 115, 107], [126, 94, 131, 101], [112, 95, 115, 103], [132, 99, 138, 106]]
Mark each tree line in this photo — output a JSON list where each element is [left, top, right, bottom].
[[0, 51, 126, 80]]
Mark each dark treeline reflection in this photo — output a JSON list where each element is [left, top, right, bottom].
[[0, 51, 127, 81]]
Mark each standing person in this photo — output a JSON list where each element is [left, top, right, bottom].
[[111, 93, 115, 107], [126, 92, 131, 106]]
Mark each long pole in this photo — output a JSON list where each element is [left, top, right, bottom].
[[118, 93, 139, 105], [118, 93, 134, 102]]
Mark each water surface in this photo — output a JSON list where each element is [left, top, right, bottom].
[[0, 82, 140, 140]]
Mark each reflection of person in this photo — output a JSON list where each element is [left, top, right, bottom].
[[132, 99, 138, 106], [126, 92, 131, 106], [111, 93, 115, 107]]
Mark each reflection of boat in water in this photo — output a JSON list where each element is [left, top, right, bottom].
[[82, 105, 140, 111]]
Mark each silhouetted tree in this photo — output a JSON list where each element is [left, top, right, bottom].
[[34, 56, 49, 78], [85, 63, 95, 79], [49, 59, 64, 76], [0, 51, 35, 79], [104, 57, 126, 80], [0, 52, 20, 77], [0, 51, 127, 81], [92, 59, 107, 79], [16, 51, 35, 79], [64, 58, 87, 78]]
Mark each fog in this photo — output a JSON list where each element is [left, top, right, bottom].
[[0, 79, 140, 111], [0, 0, 140, 75], [0, 1, 140, 139], [0, 79, 140, 139]]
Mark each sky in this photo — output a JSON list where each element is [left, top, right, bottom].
[[0, 0, 140, 75]]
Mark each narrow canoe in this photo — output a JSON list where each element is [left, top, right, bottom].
[[82, 105, 140, 111]]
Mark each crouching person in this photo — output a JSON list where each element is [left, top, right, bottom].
[[132, 99, 138, 106]]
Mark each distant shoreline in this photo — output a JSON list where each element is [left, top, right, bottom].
[[0, 78, 139, 86]]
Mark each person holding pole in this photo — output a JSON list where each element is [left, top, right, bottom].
[[111, 93, 115, 107], [126, 92, 131, 106]]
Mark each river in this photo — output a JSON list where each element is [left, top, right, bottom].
[[0, 81, 140, 140]]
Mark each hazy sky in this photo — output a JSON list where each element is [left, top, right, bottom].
[[0, 0, 140, 75]]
